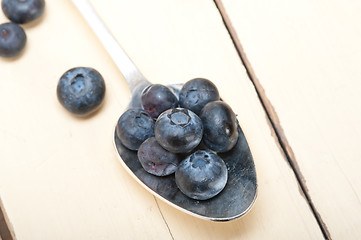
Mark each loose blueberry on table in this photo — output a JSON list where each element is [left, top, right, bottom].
[[57, 67, 106, 117], [0, 22, 26, 57], [175, 150, 228, 200], [116, 109, 155, 151], [155, 108, 203, 153], [138, 137, 181, 176], [2, 0, 45, 24], [141, 84, 178, 118]]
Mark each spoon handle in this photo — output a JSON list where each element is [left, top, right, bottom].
[[72, 0, 149, 92]]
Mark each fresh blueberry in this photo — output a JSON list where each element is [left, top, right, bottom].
[[175, 150, 228, 200], [116, 109, 155, 151], [2, 0, 45, 24], [0, 22, 26, 58], [141, 84, 178, 118], [57, 67, 106, 116], [200, 101, 238, 152], [179, 78, 220, 115], [155, 108, 203, 153], [137, 137, 181, 176]]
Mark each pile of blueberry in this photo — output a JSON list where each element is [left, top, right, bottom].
[[116, 78, 239, 200], [0, 0, 45, 58]]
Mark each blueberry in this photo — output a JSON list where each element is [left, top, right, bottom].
[[155, 108, 203, 153], [116, 109, 155, 151], [175, 150, 228, 200], [138, 137, 181, 176], [141, 84, 178, 118], [179, 78, 220, 115], [0, 22, 26, 58], [200, 101, 239, 152], [2, 0, 45, 24], [57, 67, 106, 116]]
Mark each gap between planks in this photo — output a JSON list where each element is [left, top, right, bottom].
[[0, 198, 15, 240], [213, 0, 331, 239], [154, 196, 175, 240]]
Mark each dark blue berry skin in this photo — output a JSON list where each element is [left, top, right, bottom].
[[0, 22, 26, 58], [179, 78, 220, 115], [137, 137, 181, 176], [2, 0, 45, 24], [175, 150, 228, 200], [57, 67, 106, 116], [141, 84, 178, 118], [200, 101, 238, 153], [155, 108, 203, 153], [116, 109, 155, 151]]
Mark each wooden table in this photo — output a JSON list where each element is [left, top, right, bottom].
[[1, 0, 360, 239]]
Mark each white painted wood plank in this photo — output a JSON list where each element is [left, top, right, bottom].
[[221, 0, 361, 238], [0, 0, 323, 239]]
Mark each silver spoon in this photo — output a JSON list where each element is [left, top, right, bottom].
[[72, 0, 257, 221]]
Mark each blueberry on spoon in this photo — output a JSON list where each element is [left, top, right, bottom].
[[141, 84, 178, 118], [116, 109, 155, 151], [179, 78, 220, 115], [155, 108, 203, 153], [200, 100, 239, 153], [175, 150, 228, 200], [138, 137, 181, 176]]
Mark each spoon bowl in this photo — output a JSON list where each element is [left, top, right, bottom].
[[73, 0, 257, 221], [114, 123, 257, 221]]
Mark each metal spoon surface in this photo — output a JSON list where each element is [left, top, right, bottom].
[[72, 0, 257, 221]]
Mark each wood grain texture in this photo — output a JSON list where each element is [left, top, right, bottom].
[[0, 0, 323, 239], [221, 0, 361, 239]]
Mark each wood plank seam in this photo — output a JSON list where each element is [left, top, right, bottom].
[[153, 196, 174, 240], [0, 198, 15, 240], [213, 0, 331, 239]]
